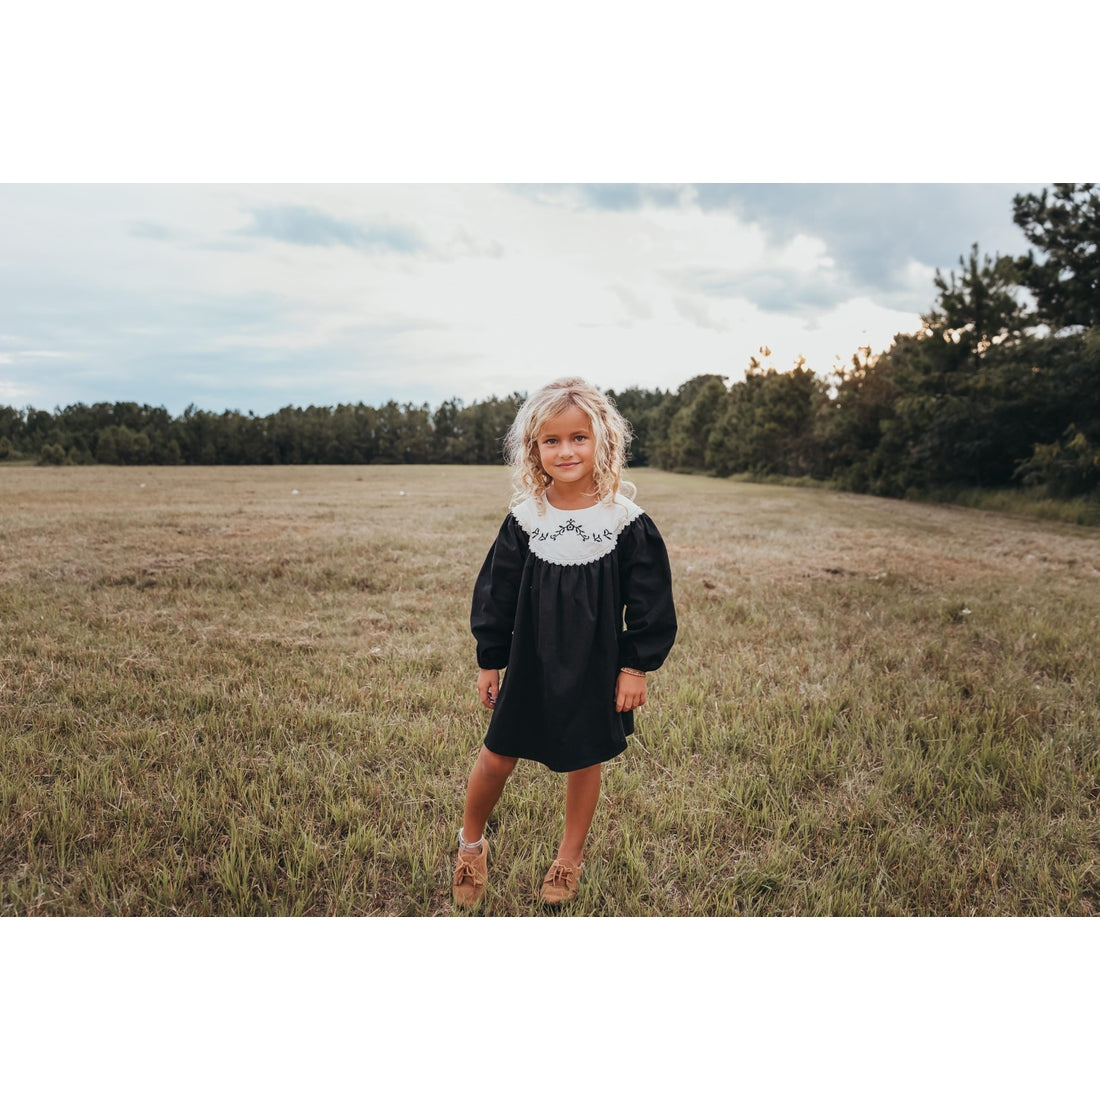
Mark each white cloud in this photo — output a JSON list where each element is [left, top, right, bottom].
[[0, 183, 1009, 413], [775, 233, 835, 272], [609, 284, 654, 323], [673, 297, 730, 333]]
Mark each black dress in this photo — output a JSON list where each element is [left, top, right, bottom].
[[470, 493, 677, 772]]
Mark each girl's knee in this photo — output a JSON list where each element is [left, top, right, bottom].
[[479, 747, 518, 781], [567, 762, 602, 783]]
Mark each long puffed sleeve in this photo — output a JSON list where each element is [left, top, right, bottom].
[[617, 514, 677, 672], [470, 514, 529, 670]]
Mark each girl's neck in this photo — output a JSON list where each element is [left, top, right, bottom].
[[545, 482, 602, 511]]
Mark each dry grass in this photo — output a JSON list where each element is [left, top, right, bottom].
[[2, 465, 1098, 915]]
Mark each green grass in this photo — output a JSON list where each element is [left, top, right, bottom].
[[1, 466, 1098, 915], [903, 484, 1100, 526]]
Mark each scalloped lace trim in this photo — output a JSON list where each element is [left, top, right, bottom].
[[512, 494, 644, 565]]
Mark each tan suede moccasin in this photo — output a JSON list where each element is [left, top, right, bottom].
[[540, 858, 583, 905], [452, 838, 489, 908]]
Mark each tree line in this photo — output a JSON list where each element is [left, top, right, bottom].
[[0, 395, 526, 469], [3, 184, 1098, 500], [635, 184, 1100, 499]]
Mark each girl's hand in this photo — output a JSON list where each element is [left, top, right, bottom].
[[477, 668, 500, 709], [615, 670, 647, 713]]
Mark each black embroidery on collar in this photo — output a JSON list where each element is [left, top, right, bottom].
[[530, 517, 616, 544]]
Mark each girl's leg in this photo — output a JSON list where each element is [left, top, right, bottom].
[[556, 763, 601, 864], [462, 745, 518, 845]]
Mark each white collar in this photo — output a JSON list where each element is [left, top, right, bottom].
[[512, 493, 644, 565]]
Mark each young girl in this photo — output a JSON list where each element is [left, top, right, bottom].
[[454, 377, 677, 908]]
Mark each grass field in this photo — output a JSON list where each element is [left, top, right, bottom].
[[1, 464, 1098, 916]]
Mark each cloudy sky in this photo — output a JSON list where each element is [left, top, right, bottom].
[[2, 7, 1084, 420], [0, 182, 1045, 415]]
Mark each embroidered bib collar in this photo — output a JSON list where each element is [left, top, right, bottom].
[[512, 493, 644, 565]]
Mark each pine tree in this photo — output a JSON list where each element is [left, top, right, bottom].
[[1013, 183, 1100, 333]]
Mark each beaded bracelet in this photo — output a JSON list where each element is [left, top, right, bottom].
[[620, 667, 646, 678]]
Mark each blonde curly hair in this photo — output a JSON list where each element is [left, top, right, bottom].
[[504, 377, 634, 510]]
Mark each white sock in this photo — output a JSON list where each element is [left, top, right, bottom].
[[458, 829, 483, 852]]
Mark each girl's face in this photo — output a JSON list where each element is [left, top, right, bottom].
[[536, 407, 596, 495]]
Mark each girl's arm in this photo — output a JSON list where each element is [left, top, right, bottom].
[[618, 514, 678, 676], [470, 513, 528, 672]]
